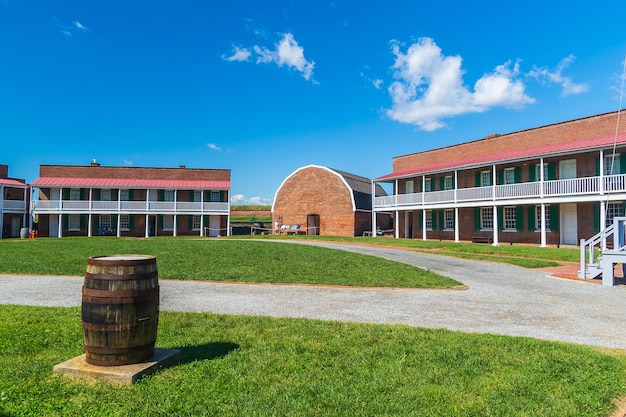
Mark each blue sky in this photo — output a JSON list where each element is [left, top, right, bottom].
[[1, 1, 625, 205]]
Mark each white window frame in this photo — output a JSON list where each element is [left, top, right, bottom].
[[605, 154, 621, 176], [163, 215, 174, 231], [480, 207, 493, 230], [164, 190, 175, 202], [504, 168, 515, 185], [101, 189, 111, 201], [192, 215, 201, 230], [606, 202, 623, 228], [480, 171, 491, 187], [444, 209, 454, 230], [535, 205, 551, 231], [535, 163, 548, 181], [444, 175, 453, 190], [70, 188, 80, 200], [68, 214, 81, 231], [405, 180, 414, 194], [120, 214, 130, 231], [210, 191, 221, 202], [194, 191, 202, 202], [504, 206, 516, 231], [425, 210, 433, 231], [100, 214, 111, 230], [120, 189, 129, 201]]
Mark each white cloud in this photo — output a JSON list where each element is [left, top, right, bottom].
[[223, 46, 252, 62], [386, 37, 534, 131], [230, 194, 272, 205], [225, 33, 315, 82], [123, 159, 133, 166], [207, 143, 221, 151], [528, 55, 589, 96], [53, 16, 88, 37], [373, 79, 384, 89]]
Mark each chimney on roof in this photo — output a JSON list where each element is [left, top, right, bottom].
[[179, 165, 186, 169], [90, 159, 100, 167]]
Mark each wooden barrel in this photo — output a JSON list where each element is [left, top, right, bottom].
[[82, 255, 159, 366]]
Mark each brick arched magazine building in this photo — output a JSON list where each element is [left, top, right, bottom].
[[273, 165, 390, 237]]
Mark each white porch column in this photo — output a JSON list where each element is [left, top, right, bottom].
[[600, 150, 605, 195], [540, 203, 547, 247], [371, 181, 377, 237], [0, 185, 3, 239], [173, 214, 177, 237], [145, 214, 150, 238], [395, 210, 399, 239], [454, 207, 460, 243], [422, 209, 427, 240], [492, 205, 499, 246], [58, 213, 63, 238], [88, 188, 93, 237], [601, 201, 607, 250], [116, 214, 121, 237], [200, 190, 205, 237]]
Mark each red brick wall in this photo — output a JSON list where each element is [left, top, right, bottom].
[[273, 166, 356, 236], [0, 165, 8, 179], [39, 164, 230, 181], [393, 112, 624, 172]]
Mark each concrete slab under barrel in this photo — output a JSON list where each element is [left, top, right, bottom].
[[53, 348, 180, 385]]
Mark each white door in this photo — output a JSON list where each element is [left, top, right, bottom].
[[209, 215, 219, 237], [49, 214, 59, 238], [560, 203, 578, 245]]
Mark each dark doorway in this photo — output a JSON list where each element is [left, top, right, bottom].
[[148, 216, 157, 237], [307, 214, 320, 235]]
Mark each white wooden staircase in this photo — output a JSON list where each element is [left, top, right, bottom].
[[579, 216, 626, 286]]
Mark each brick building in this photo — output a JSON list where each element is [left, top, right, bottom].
[[373, 111, 626, 246], [272, 165, 390, 236], [0, 164, 29, 239], [31, 162, 230, 238]]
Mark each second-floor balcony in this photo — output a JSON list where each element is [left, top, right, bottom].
[[1, 200, 27, 211], [375, 174, 626, 209], [31, 200, 230, 214]]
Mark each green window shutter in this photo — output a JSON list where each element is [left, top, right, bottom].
[[80, 189, 85, 200], [63, 189, 70, 200], [129, 215, 135, 229], [188, 215, 193, 229], [418, 211, 423, 229], [475, 172, 481, 187], [190, 192, 195, 202], [111, 215, 117, 230], [158, 215, 163, 229], [438, 210, 444, 230], [497, 207, 503, 230], [595, 156, 601, 176], [439, 177, 444, 191], [547, 163, 555, 180], [497, 169, 504, 185], [62, 215, 68, 230], [620, 154, 626, 174], [474, 208, 481, 230], [80, 215, 85, 230], [529, 164, 536, 182], [95, 189, 101, 200], [514, 167, 521, 183], [431, 210, 437, 230], [221, 191, 227, 202], [418, 180, 422, 192], [130, 189, 135, 200], [159, 190, 165, 201], [527, 206, 536, 231], [516, 206, 524, 231], [550, 205, 560, 232]]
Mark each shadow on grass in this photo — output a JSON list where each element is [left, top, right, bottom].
[[175, 341, 240, 365]]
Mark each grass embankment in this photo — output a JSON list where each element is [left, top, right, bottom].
[[235, 235, 581, 268], [0, 237, 460, 288], [1, 305, 625, 417]]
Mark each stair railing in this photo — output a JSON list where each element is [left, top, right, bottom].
[[579, 216, 626, 278]]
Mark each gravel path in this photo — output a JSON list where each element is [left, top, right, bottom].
[[2, 241, 625, 350]]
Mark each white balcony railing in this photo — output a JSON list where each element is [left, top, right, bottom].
[[1, 200, 27, 211], [31, 199, 230, 214], [375, 173, 626, 209]]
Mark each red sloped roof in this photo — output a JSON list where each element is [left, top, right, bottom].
[[375, 132, 626, 181], [31, 177, 230, 189], [0, 178, 27, 187]]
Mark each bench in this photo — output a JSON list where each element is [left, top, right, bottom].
[[472, 236, 493, 244]]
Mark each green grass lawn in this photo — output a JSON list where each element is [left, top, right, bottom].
[[235, 234, 581, 267], [0, 237, 461, 288], [1, 305, 625, 417]]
